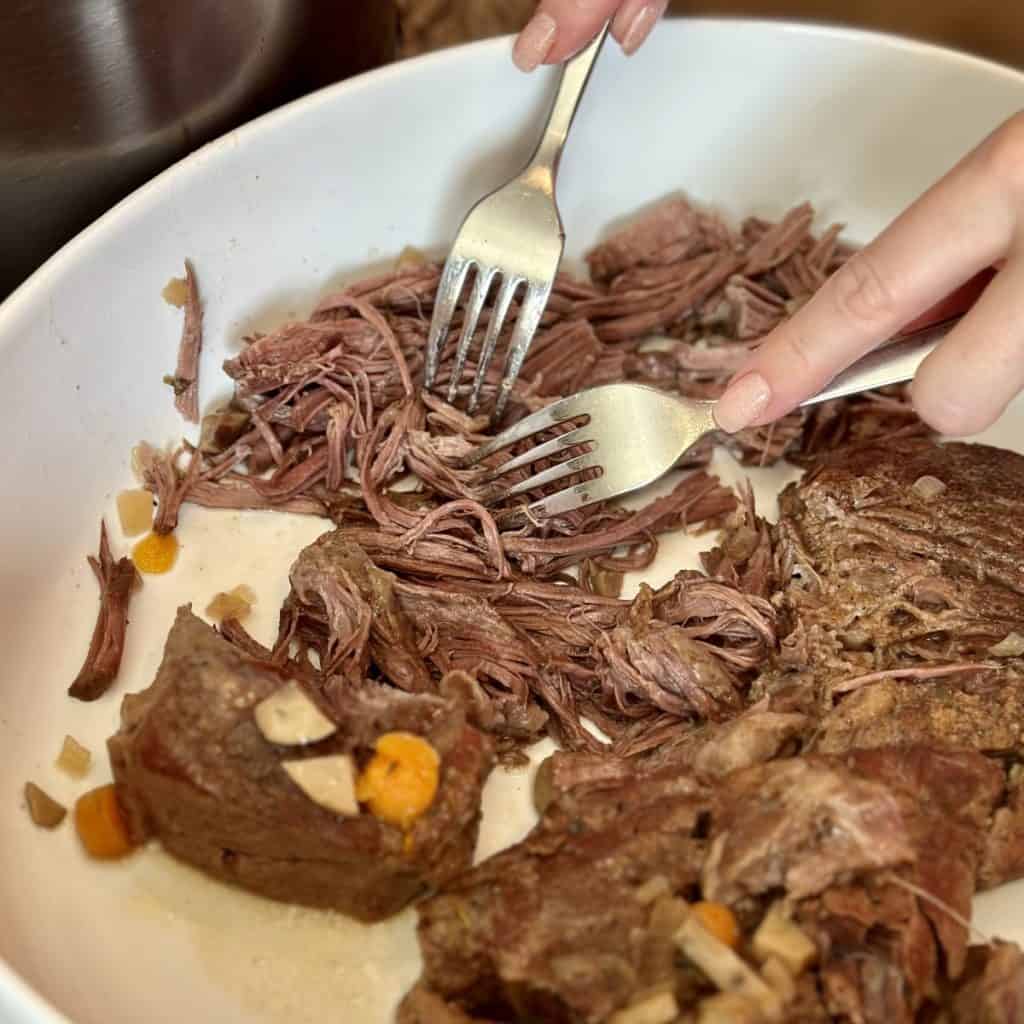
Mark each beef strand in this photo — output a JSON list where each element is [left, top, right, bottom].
[[68, 522, 139, 701]]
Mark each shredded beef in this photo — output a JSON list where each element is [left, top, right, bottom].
[[136, 197, 899, 561], [170, 260, 203, 423], [68, 522, 139, 701], [948, 942, 1024, 1023]]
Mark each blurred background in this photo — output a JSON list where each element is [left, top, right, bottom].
[[2, 0, 1021, 299]]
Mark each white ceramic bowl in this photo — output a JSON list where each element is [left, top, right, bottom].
[[2, 19, 1023, 1024]]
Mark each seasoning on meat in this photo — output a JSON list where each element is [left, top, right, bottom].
[[68, 522, 139, 702]]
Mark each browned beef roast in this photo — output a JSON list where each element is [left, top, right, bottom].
[[770, 439, 1024, 692], [947, 942, 1024, 1024], [761, 438, 1024, 892], [108, 607, 493, 921], [404, 743, 1022, 1023], [706, 747, 1009, 1022], [405, 765, 712, 1023]]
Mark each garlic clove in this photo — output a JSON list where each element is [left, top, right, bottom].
[[254, 680, 337, 746]]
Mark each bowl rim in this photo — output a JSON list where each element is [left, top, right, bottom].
[[3, 16, 1024, 339], [2, 16, 1023, 1024]]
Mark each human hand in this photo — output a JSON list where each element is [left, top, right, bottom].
[[512, 1, 668, 72], [713, 113, 1024, 438]]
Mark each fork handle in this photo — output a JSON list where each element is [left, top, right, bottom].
[[798, 266, 995, 407], [527, 22, 611, 180], [798, 316, 956, 407]]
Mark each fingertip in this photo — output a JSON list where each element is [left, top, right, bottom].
[[609, 0, 667, 50], [714, 372, 772, 433], [512, 11, 557, 72], [909, 377, 998, 437]]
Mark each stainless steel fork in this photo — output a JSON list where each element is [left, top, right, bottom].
[[464, 313, 966, 519], [422, 24, 609, 419]]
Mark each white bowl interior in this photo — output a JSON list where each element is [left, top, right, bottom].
[[2, 19, 1024, 1024]]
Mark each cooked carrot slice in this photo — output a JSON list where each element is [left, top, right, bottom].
[[132, 532, 179, 574], [692, 901, 741, 950], [355, 732, 440, 831], [74, 784, 134, 859]]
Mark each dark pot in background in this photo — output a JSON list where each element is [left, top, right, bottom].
[[0, 0, 397, 298]]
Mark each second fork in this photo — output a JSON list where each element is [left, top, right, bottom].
[[423, 24, 610, 419]]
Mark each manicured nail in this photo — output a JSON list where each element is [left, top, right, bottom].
[[714, 373, 772, 433], [621, 3, 661, 56], [513, 12, 557, 72]]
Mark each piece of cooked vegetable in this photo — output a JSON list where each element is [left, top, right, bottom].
[[692, 901, 741, 949], [696, 992, 764, 1024], [205, 584, 256, 623], [533, 755, 555, 815], [132, 531, 179, 574], [760, 957, 796, 1003], [25, 782, 67, 829], [254, 680, 337, 746], [198, 409, 251, 454], [116, 489, 154, 537], [751, 903, 817, 975], [648, 895, 690, 936], [608, 987, 679, 1024], [162, 276, 189, 307], [395, 245, 427, 270], [989, 631, 1024, 657], [55, 735, 91, 778], [356, 731, 440, 830], [281, 754, 359, 816], [675, 915, 782, 1020], [634, 875, 672, 905], [75, 784, 134, 859], [911, 474, 947, 500]]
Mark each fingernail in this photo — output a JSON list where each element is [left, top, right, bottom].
[[513, 12, 557, 72], [621, 3, 661, 56], [714, 373, 772, 433]]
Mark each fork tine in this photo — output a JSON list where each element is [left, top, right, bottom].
[[497, 451, 602, 502], [446, 267, 496, 403], [467, 276, 520, 414], [424, 256, 472, 389], [461, 392, 588, 467], [493, 279, 553, 420], [528, 473, 623, 520], [479, 425, 593, 482]]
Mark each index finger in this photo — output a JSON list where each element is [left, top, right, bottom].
[[714, 118, 1020, 432]]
